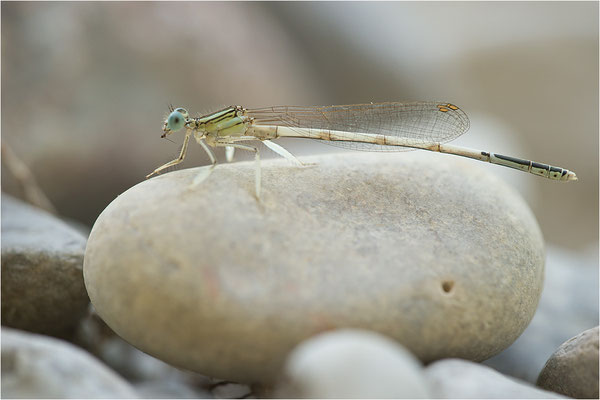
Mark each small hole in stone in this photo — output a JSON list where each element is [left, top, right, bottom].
[[442, 280, 454, 293]]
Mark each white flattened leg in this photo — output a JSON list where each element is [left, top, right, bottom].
[[146, 130, 191, 178], [262, 139, 303, 166], [191, 139, 218, 187], [225, 146, 235, 162], [217, 142, 261, 199]]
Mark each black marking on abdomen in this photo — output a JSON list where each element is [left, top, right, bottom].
[[495, 154, 530, 166], [532, 162, 550, 171], [481, 151, 490, 157], [549, 166, 562, 173], [561, 169, 567, 176]]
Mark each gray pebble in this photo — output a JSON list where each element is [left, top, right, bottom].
[[537, 326, 599, 399], [276, 329, 430, 398], [134, 380, 213, 399], [211, 382, 253, 399], [84, 152, 545, 383], [1, 194, 89, 338], [426, 358, 567, 398], [1, 327, 138, 398]]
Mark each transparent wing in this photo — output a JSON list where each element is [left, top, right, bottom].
[[247, 101, 470, 151]]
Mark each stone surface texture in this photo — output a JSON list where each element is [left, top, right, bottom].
[[1, 194, 89, 337], [276, 329, 430, 398], [1, 327, 138, 398], [537, 326, 599, 399], [426, 358, 567, 398], [84, 152, 545, 383], [484, 245, 599, 382]]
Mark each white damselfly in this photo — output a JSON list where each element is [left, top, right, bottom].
[[147, 102, 577, 198]]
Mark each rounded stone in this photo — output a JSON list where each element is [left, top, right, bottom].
[[537, 326, 599, 398], [1, 194, 89, 338], [276, 329, 430, 398], [1, 327, 138, 398], [426, 358, 566, 398], [84, 151, 545, 383]]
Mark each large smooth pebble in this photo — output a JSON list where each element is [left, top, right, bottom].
[[84, 151, 545, 383], [1, 194, 89, 338], [426, 358, 566, 398], [537, 326, 599, 398], [1, 327, 138, 398], [276, 329, 430, 398]]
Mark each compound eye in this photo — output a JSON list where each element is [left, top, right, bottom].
[[167, 109, 186, 131], [174, 108, 189, 118]]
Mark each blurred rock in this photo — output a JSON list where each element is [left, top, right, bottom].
[[483, 245, 599, 382], [426, 359, 567, 398], [73, 304, 118, 353], [101, 336, 215, 385], [211, 382, 253, 399], [134, 380, 212, 399], [84, 151, 545, 383], [537, 326, 599, 399], [1, 193, 89, 338], [276, 329, 430, 398], [74, 306, 217, 396], [1, 327, 138, 398]]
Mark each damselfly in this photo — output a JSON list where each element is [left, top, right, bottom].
[[147, 102, 577, 198]]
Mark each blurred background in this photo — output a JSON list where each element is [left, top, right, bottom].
[[2, 1, 598, 254]]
